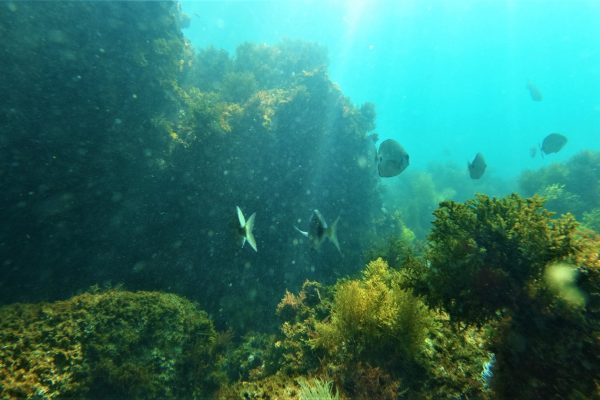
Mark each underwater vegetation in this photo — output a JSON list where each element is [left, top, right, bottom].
[[297, 378, 339, 400], [519, 150, 600, 226], [425, 193, 580, 324], [187, 40, 329, 97], [2, 193, 597, 399], [241, 259, 490, 400], [0, 0, 382, 334], [0, 290, 220, 400], [582, 208, 600, 233], [1, 1, 599, 399], [211, 194, 599, 399], [380, 162, 515, 240], [422, 193, 600, 398], [380, 170, 451, 240], [314, 258, 432, 369]]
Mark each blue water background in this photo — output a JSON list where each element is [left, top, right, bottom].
[[181, 0, 600, 179]]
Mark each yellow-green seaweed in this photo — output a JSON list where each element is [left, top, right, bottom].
[[425, 193, 580, 325], [0, 290, 220, 400], [423, 193, 600, 398], [314, 258, 432, 366]]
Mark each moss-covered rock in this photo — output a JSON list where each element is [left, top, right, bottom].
[[0, 2, 382, 337], [0, 0, 192, 305], [0, 290, 219, 399], [582, 208, 600, 233]]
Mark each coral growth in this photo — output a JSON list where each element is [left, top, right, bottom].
[[0, 290, 219, 399]]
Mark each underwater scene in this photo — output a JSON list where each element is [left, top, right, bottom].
[[1, 1, 599, 399]]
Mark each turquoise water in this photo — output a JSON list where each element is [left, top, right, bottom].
[[1, 2, 598, 397], [181, 0, 600, 178]]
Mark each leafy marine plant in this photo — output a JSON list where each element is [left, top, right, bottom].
[[314, 258, 433, 369], [0, 290, 221, 400], [424, 193, 579, 325], [297, 378, 340, 400], [220, 258, 489, 399], [423, 193, 600, 398], [582, 208, 600, 232], [519, 150, 600, 219]]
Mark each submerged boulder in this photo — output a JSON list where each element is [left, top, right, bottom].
[[0, 290, 220, 400]]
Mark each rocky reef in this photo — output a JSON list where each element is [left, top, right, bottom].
[[0, 1, 381, 333], [0, 0, 191, 303], [1, 1, 599, 399], [0, 290, 219, 399], [216, 194, 599, 399], [1, 194, 598, 399]]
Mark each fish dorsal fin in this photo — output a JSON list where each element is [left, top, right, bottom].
[[327, 216, 341, 254], [245, 212, 257, 252]]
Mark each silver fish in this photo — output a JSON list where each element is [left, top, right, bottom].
[[236, 206, 257, 252], [295, 209, 340, 253], [468, 153, 486, 179], [377, 139, 409, 177]]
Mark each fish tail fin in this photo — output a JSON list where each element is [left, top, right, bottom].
[[236, 206, 246, 227], [327, 216, 341, 254], [245, 212, 257, 252]]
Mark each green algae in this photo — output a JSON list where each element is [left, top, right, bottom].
[[220, 194, 599, 399], [582, 208, 600, 232], [236, 259, 489, 400], [0, 290, 219, 400], [314, 258, 433, 368], [298, 378, 339, 400], [425, 193, 580, 325], [422, 193, 600, 398], [519, 150, 600, 220]]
